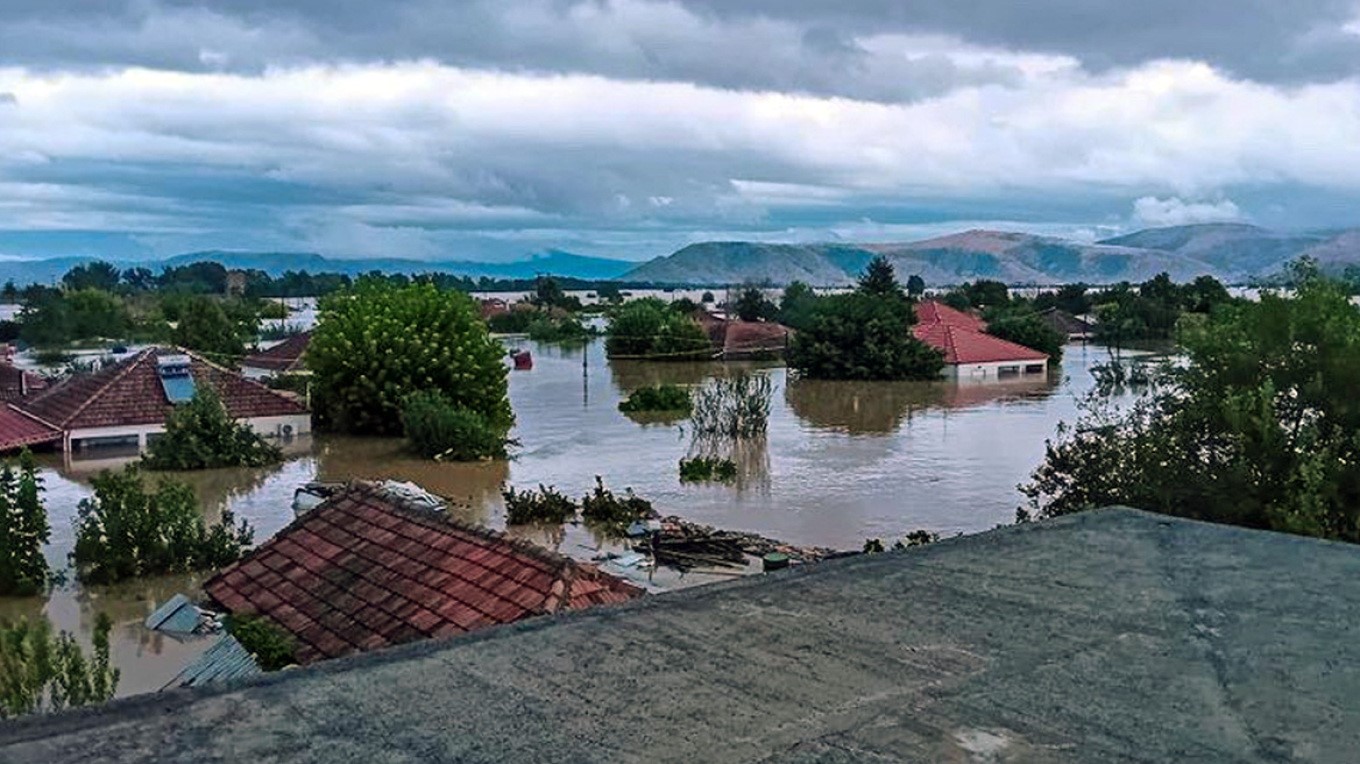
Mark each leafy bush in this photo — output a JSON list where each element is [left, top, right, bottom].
[[0, 614, 118, 719], [0, 450, 50, 596], [984, 312, 1065, 364], [487, 310, 534, 334], [734, 287, 778, 321], [401, 391, 509, 461], [526, 315, 592, 343], [503, 484, 578, 525], [618, 384, 692, 414], [605, 298, 711, 360], [309, 279, 512, 435], [580, 476, 653, 529], [72, 466, 254, 584], [228, 614, 296, 671], [678, 457, 738, 483], [256, 300, 289, 320], [1022, 268, 1360, 542], [143, 386, 284, 471]]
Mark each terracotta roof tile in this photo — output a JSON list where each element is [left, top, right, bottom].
[[204, 483, 644, 664], [240, 332, 311, 373], [911, 300, 1048, 365], [0, 404, 62, 452], [19, 347, 307, 431]]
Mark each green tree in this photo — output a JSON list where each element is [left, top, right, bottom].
[[142, 387, 283, 470], [734, 286, 777, 322], [0, 614, 119, 719], [0, 450, 50, 596], [1023, 269, 1360, 541], [700, 291, 715, 304], [958, 279, 1010, 308], [605, 298, 710, 360], [984, 312, 1065, 364], [857, 256, 902, 298], [906, 274, 926, 298], [532, 275, 566, 309], [400, 390, 509, 461], [309, 279, 513, 435], [777, 281, 818, 331], [171, 297, 247, 359], [789, 259, 942, 380], [61, 261, 122, 293], [72, 466, 253, 584]]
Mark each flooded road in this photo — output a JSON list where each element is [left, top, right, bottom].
[[6, 337, 1134, 697]]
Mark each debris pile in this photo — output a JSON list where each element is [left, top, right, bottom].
[[636, 516, 836, 571]]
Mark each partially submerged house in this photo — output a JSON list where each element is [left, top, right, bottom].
[[17, 347, 310, 453], [913, 300, 1049, 379], [203, 482, 643, 665], [1039, 307, 1096, 341], [696, 312, 792, 359], [0, 404, 61, 454], [239, 331, 311, 380]]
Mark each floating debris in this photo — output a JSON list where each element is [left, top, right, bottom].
[[636, 516, 836, 572], [146, 594, 222, 636]]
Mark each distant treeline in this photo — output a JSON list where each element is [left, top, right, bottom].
[[0, 259, 667, 302]]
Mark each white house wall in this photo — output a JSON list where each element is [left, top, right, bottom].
[[67, 413, 311, 452]]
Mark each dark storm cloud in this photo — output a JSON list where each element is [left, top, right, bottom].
[[5, 0, 1355, 102]]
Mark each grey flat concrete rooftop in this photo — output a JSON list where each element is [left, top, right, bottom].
[[3, 508, 1359, 763]]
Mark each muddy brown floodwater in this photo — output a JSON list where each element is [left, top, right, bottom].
[[3, 337, 1142, 698]]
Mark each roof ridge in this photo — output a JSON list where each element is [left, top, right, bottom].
[[180, 346, 310, 411], [5, 402, 61, 432]]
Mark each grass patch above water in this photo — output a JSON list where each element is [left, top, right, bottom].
[[619, 384, 692, 415]]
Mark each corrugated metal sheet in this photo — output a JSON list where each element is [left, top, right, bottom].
[[145, 593, 201, 634], [163, 635, 262, 690]]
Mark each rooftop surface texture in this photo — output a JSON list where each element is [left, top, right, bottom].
[[19, 347, 307, 430], [0, 404, 61, 452], [240, 331, 311, 373], [204, 483, 644, 664], [3, 508, 1358, 762], [913, 299, 1050, 365]]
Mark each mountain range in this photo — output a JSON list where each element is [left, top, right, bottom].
[[0, 250, 636, 286], [2, 224, 1357, 288], [623, 224, 1357, 286]]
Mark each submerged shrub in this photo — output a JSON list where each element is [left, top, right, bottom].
[[401, 391, 509, 461], [72, 466, 253, 584], [503, 484, 578, 525], [228, 614, 297, 672], [580, 476, 654, 529], [689, 373, 773, 440], [618, 384, 692, 414], [0, 450, 51, 596], [0, 614, 119, 719], [142, 386, 283, 471], [678, 457, 738, 483]]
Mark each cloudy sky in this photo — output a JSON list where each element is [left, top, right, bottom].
[[1, 0, 1359, 262]]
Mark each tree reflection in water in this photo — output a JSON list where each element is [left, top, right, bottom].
[[785, 374, 1059, 435]]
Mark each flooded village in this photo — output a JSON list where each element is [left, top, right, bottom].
[[0, 283, 1137, 697]]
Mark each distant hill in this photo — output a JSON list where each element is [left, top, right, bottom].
[[1294, 230, 1360, 274], [624, 224, 1353, 286], [1098, 224, 1324, 280], [0, 249, 635, 286]]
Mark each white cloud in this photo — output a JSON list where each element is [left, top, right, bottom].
[[1132, 196, 1244, 227], [0, 57, 1356, 255]]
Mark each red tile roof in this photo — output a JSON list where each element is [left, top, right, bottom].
[[914, 300, 987, 332], [701, 319, 791, 358], [241, 332, 311, 373], [913, 322, 1049, 365], [0, 363, 47, 402], [204, 483, 644, 665], [19, 347, 308, 431], [0, 404, 61, 452]]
